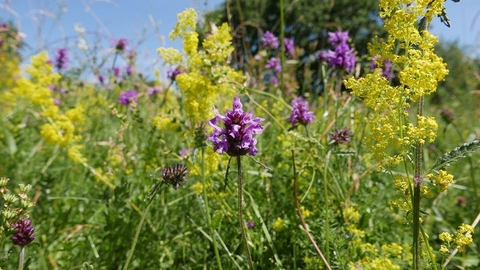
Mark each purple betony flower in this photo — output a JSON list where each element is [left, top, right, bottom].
[[370, 55, 395, 79], [118, 89, 138, 105], [289, 97, 315, 126], [167, 67, 182, 81], [126, 65, 133, 76], [112, 38, 128, 52], [54, 47, 69, 71], [320, 30, 357, 72], [98, 74, 105, 84], [284, 37, 295, 56], [265, 57, 282, 74], [209, 97, 264, 156], [261, 31, 279, 49], [12, 219, 36, 246], [147, 87, 162, 95], [327, 31, 349, 45]]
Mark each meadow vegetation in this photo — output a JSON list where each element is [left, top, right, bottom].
[[0, 0, 479, 269]]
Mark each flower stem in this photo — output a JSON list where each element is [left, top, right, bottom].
[[201, 148, 223, 270], [292, 150, 332, 270], [279, 0, 285, 90], [413, 95, 425, 270], [123, 184, 161, 270], [18, 246, 25, 270], [236, 156, 254, 269]]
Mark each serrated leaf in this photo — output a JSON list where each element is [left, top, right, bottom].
[[428, 140, 480, 174]]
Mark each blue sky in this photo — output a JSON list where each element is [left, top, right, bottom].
[[1, 0, 479, 75]]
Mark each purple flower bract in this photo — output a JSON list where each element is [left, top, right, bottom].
[[262, 31, 279, 49], [12, 219, 36, 246], [118, 89, 138, 105], [265, 57, 281, 73], [289, 97, 315, 126], [209, 97, 264, 156], [55, 47, 69, 71]]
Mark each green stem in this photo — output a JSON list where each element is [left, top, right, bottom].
[[123, 184, 161, 270], [323, 150, 331, 263], [201, 149, 223, 270], [413, 96, 425, 270], [236, 156, 254, 269], [292, 150, 332, 270], [19, 246, 25, 270], [279, 0, 285, 91]]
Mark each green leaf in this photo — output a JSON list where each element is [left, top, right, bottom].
[[4, 128, 17, 155], [428, 140, 480, 174]]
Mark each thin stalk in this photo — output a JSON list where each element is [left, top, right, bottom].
[[323, 150, 331, 263], [292, 150, 332, 270], [236, 156, 254, 269], [18, 246, 25, 270], [413, 96, 425, 270], [123, 183, 162, 270], [201, 148, 223, 270], [279, 0, 285, 90]]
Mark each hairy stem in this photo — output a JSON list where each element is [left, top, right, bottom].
[[237, 156, 254, 269], [18, 246, 25, 270], [123, 183, 162, 270], [292, 150, 332, 270], [413, 96, 425, 270]]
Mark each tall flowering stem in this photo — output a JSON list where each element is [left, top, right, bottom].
[[123, 164, 188, 270], [292, 150, 332, 270], [345, 1, 448, 268], [209, 96, 264, 269]]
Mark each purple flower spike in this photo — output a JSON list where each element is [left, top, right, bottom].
[[322, 31, 357, 72], [12, 219, 36, 246], [118, 89, 138, 105], [370, 56, 395, 79], [98, 74, 105, 84], [284, 37, 295, 56], [262, 31, 279, 49], [209, 97, 264, 156], [55, 47, 69, 71], [289, 97, 315, 126], [328, 31, 349, 45], [147, 87, 162, 95], [167, 67, 182, 81], [265, 57, 281, 73], [112, 38, 128, 52]]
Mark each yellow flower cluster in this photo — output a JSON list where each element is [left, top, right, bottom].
[[157, 8, 244, 124], [345, 0, 448, 166], [426, 169, 454, 192], [7, 52, 87, 164], [272, 217, 284, 231], [439, 223, 474, 252]]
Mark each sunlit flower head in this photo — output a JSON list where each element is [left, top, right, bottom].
[[209, 97, 264, 156]]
